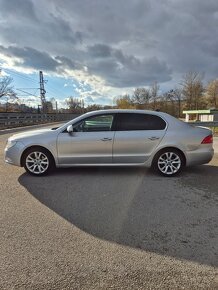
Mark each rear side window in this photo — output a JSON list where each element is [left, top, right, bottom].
[[116, 113, 166, 131]]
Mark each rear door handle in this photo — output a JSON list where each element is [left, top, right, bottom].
[[148, 136, 160, 140], [101, 137, 112, 141]]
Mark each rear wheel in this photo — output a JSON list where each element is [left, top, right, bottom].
[[153, 149, 185, 177], [23, 148, 55, 176]]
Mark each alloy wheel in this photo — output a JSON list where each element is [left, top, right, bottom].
[[25, 151, 49, 175], [157, 152, 181, 175]]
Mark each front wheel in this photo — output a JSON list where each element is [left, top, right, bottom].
[[152, 149, 185, 177], [23, 148, 54, 176]]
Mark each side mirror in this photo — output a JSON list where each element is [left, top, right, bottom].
[[67, 125, 73, 133]]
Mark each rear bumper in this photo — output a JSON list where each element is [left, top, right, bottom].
[[186, 146, 214, 166]]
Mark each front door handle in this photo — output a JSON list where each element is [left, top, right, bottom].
[[101, 137, 112, 141], [148, 136, 160, 140]]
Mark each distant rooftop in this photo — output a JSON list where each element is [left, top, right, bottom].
[[183, 109, 218, 114]]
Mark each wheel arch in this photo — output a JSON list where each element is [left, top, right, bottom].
[[20, 145, 56, 167], [152, 146, 186, 167]]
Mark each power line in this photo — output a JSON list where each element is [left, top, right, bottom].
[[16, 88, 40, 98], [45, 82, 70, 100], [1, 67, 70, 104], [3, 68, 60, 98], [3, 68, 61, 96], [2, 68, 39, 84], [17, 87, 39, 90]]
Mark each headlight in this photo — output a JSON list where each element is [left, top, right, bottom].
[[6, 140, 17, 149]]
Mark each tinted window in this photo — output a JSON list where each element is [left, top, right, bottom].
[[74, 114, 114, 132], [116, 113, 166, 131]]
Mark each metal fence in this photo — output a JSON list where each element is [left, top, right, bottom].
[[0, 112, 79, 129], [1, 113, 218, 131]]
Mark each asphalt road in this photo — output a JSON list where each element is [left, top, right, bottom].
[[0, 124, 218, 289]]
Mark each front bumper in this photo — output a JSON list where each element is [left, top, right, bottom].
[[4, 142, 24, 167]]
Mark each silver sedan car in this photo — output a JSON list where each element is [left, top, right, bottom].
[[5, 109, 214, 177]]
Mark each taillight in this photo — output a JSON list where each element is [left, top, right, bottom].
[[201, 135, 213, 144]]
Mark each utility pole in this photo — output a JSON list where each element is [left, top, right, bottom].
[[39, 71, 47, 113]]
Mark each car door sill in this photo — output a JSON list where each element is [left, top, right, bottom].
[[57, 163, 146, 167]]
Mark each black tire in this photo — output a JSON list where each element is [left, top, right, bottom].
[[22, 147, 55, 176], [152, 148, 185, 177]]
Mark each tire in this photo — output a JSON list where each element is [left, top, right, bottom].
[[23, 147, 55, 176], [152, 149, 185, 177]]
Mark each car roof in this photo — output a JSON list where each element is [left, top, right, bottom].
[[83, 109, 167, 117]]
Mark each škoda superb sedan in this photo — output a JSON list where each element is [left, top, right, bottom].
[[5, 109, 214, 177]]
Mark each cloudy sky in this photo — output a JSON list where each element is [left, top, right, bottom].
[[0, 0, 218, 107]]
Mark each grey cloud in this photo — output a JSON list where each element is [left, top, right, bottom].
[[88, 44, 112, 58], [0, 45, 85, 74], [0, 0, 218, 89], [201, 39, 218, 58], [0, 42, 172, 87], [0, 3, 82, 56], [44, 15, 83, 45], [0, 45, 60, 71], [87, 44, 172, 87], [55, 56, 82, 70], [53, 0, 152, 43], [0, 0, 37, 20]]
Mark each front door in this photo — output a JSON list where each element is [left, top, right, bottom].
[[57, 114, 115, 165]]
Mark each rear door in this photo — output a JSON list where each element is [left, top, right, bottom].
[[113, 113, 167, 163]]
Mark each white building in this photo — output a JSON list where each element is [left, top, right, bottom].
[[183, 110, 218, 122]]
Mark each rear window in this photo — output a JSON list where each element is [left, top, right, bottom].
[[116, 113, 166, 131]]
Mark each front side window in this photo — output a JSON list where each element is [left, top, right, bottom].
[[74, 114, 114, 132], [116, 113, 166, 131]]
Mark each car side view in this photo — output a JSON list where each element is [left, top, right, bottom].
[[5, 109, 214, 177]]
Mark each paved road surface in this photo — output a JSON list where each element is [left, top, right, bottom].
[[0, 124, 217, 289]]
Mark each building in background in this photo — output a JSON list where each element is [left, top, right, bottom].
[[183, 109, 218, 122]]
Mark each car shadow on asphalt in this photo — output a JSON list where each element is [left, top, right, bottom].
[[18, 165, 218, 267]]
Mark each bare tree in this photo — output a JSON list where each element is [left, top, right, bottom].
[[86, 104, 103, 112], [0, 76, 16, 98], [166, 88, 183, 117], [115, 94, 134, 109], [66, 97, 83, 113], [206, 79, 218, 108], [180, 72, 204, 110], [150, 81, 159, 110], [132, 87, 151, 107]]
